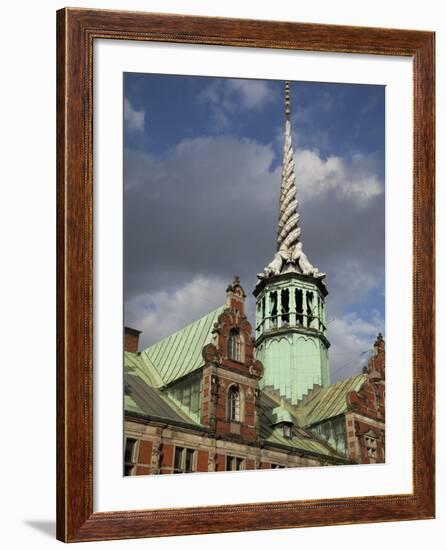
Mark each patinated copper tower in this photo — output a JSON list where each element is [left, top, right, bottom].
[[254, 81, 330, 405]]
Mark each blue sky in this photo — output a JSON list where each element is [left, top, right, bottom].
[[123, 73, 385, 382]]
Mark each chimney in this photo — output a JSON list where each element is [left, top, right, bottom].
[[124, 326, 141, 353]]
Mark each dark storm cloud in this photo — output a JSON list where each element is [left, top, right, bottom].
[[123, 77, 385, 379], [124, 136, 384, 348], [124, 136, 279, 304]]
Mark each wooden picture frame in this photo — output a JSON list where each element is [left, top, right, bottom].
[[56, 7, 435, 542]]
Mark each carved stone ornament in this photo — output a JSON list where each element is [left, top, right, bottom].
[[202, 343, 222, 365], [249, 360, 264, 379]]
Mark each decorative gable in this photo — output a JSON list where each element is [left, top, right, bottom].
[[199, 277, 264, 442]]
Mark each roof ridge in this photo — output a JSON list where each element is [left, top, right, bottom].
[[297, 373, 367, 427], [140, 303, 226, 354], [138, 304, 227, 386]]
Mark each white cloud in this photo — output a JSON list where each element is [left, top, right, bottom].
[[225, 79, 274, 110], [125, 275, 227, 349], [330, 259, 384, 309], [327, 310, 384, 382], [200, 79, 277, 130], [124, 134, 385, 376], [295, 149, 383, 206], [124, 97, 145, 132]]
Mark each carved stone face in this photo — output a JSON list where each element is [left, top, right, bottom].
[[202, 343, 222, 365]]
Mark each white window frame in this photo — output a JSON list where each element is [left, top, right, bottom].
[[228, 329, 243, 362], [226, 455, 245, 471], [228, 385, 241, 422], [124, 437, 139, 476], [173, 446, 196, 474]]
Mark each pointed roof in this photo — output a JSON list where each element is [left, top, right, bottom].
[[277, 81, 301, 256], [256, 82, 326, 285]]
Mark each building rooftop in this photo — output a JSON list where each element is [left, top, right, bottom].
[[124, 357, 350, 462], [124, 370, 202, 426], [123, 297, 364, 463], [292, 374, 367, 427], [259, 393, 345, 459], [126, 305, 227, 387]]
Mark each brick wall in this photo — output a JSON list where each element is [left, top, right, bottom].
[[160, 443, 174, 474], [196, 450, 209, 472]]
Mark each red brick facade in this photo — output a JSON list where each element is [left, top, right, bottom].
[[345, 334, 386, 463], [160, 443, 174, 474], [199, 277, 263, 444], [124, 283, 386, 475], [196, 450, 209, 472]]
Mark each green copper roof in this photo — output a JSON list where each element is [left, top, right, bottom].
[[259, 394, 345, 460], [124, 350, 349, 461], [271, 406, 294, 425], [124, 350, 164, 387], [124, 371, 201, 426], [135, 305, 226, 387], [262, 425, 341, 458], [294, 374, 367, 427]]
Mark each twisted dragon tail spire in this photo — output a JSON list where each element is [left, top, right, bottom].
[[256, 81, 326, 284], [277, 81, 301, 256]]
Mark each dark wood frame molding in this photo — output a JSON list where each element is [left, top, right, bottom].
[[56, 7, 435, 542]]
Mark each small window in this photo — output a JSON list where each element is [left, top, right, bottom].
[[228, 329, 242, 362], [173, 446, 196, 474], [124, 437, 138, 476], [271, 463, 285, 469], [228, 385, 241, 422], [226, 456, 244, 471], [365, 435, 377, 458], [283, 424, 292, 438]]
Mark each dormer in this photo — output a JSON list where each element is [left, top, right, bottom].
[[271, 406, 294, 439]]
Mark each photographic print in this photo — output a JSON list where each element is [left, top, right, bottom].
[[123, 74, 385, 476], [57, 10, 435, 540]]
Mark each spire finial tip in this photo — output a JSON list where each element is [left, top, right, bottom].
[[285, 81, 291, 120]]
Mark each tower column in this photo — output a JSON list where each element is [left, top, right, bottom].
[[266, 291, 272, 332], [301, 288, 307, 327], [313, 293, 318, 329], [322, 300, 327, 333]]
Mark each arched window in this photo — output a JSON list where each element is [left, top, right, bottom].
[[228, 386, 241, 422], [228, 329, 242, 362]]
